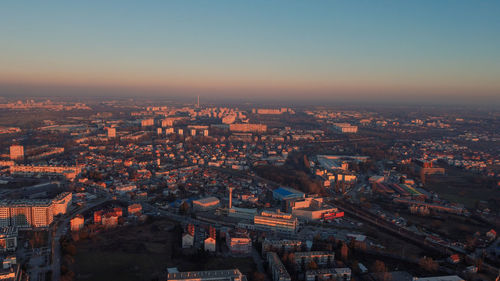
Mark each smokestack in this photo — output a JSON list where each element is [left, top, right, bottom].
[[197, 95, 200, 108], [228, 187, 233, 209]]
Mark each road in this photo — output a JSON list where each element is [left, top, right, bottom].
[[51, 195, 111, 281]]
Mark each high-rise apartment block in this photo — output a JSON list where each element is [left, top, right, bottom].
[[0, 192, 71, 228], [9, 145, 24, 161], [107, 127, 116, 138]]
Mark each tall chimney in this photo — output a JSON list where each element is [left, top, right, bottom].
[[228, 187, 233, 209]]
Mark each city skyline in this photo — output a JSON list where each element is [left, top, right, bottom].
[[1, 1, 500, 104], [0, 2, 498, 279]]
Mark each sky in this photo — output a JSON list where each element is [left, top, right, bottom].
[[1, 0, 499, 104]]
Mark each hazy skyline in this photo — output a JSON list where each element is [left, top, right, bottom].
[[1, 0, 500, 104]]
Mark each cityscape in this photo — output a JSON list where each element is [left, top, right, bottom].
[[0, 1, 499, 281]]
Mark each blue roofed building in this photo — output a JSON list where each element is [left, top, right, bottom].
[[273, 187, 305, 201]]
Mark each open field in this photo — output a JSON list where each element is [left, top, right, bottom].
[[400, 212, 492, 241], [74, 218, 255, 281], [74, 218, 176, 281], [423, 164, 500, 210], [374, 199, 494, 242], [426, 177, 500, 210]]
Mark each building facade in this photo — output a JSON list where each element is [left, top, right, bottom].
[[305, 268, 352, 281], [226, 229, 252, 254], [70, 215, 84, 231], [167, 269, 247, 281], [0, 227, 18, 252], [267, 252, 291, 281], [0, 192, 71, 228], [254, 210, 298, 233], [294, 252, 335, 270], [9, 145, 24, 160]]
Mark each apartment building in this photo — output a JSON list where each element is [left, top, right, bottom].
[[262, 239, 304, 255], [226, 229, 252, 254], [10, 165, 82, 180], [70, 214, 84, 231], [332, 123, 358, 133], [294, 251, 335, 270], [9, 145, 24, 161], [167, 269, 247, 281], [305, 268, 352, 281], [0, 192, 71, 228], [0, 227, 18, 252], [229, 123, 267, 133], [267, 252, 291, 281]]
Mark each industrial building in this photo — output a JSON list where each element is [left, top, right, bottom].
[[288, 197, 343, 221], [254, 210, 298, 233], [227, 207, 257, 221], [272, 187, 305, 201]]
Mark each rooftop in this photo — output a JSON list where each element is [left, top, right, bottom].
[[167, 269, 245, 280]]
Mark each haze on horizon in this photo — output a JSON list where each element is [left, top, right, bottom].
[[1, 0, 500, 104]]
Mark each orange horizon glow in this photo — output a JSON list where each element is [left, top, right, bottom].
[[1, 71, 499, 101]]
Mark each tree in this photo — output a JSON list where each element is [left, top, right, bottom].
[[372, 260, 387, 273], [60, 271, 75, 281], [341, 243, 349, 261], [419, 257, 439, 272], [29, 231, 45, 249], [179, 201, 190, 214], [252, 272, 266, 281], [62, 254, 75, 265], [474, 257, 483, 272], [351, 260, 360, 274], [380, 272, 392, 281], [307, 260, 318, 270], [62, 243, 77, 256]]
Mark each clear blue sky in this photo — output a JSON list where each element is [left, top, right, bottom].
[[1, 0, 499, 103]]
